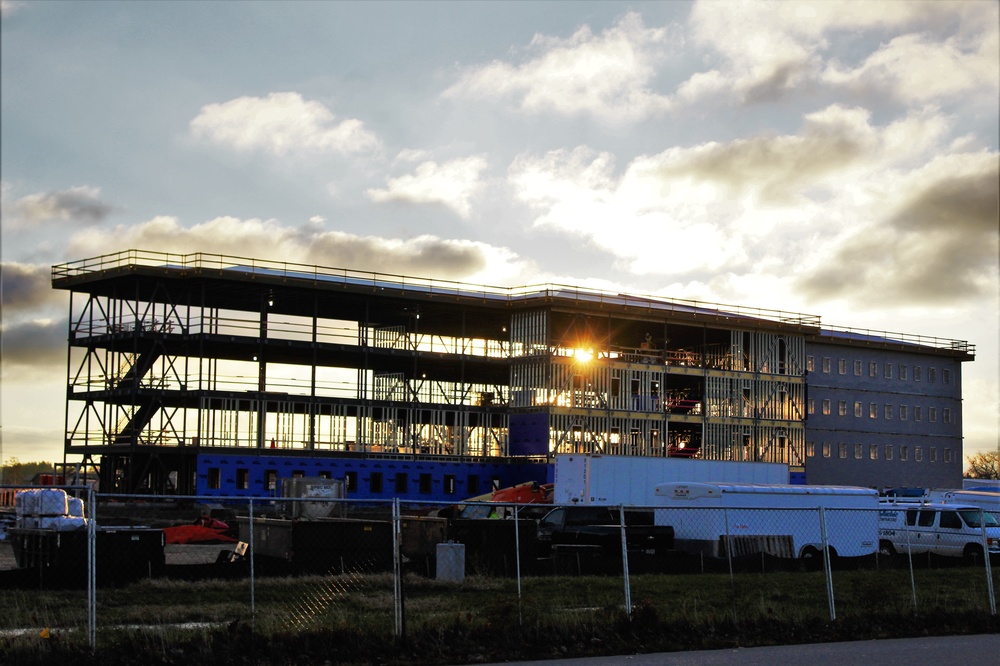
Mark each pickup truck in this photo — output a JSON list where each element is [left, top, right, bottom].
[[535, 506, 674, 558]]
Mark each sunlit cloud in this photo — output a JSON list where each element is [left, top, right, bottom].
[[445, 12, 676, 122], [365, 155, 488, 219], [190, 92, 382, 156], [683, 0, 998, 106]]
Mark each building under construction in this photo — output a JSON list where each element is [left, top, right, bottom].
[[51, 250, 974, 499]]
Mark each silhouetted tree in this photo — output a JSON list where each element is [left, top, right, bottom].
[[965, 450, 999, 480]]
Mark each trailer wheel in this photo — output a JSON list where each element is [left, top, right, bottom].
[[878, 540, 896, 557], [963, 544, 984, 566]]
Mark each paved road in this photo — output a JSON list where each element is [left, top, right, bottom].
[[474, 633, 1000, 666]]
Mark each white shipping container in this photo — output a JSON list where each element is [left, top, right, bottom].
[[553, 454, 788, 506], [652, 482, 880, 559]]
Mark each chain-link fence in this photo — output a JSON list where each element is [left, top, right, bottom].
[[1, 486, 997, 658]]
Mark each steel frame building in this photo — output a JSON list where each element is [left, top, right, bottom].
[[50, 250, 974, 498]]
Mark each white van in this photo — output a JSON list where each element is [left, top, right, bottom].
[[652, 482, 879, 560], [877, 500, 1000, 562]]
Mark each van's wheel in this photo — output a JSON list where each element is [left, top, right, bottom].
[[964, 544, 984, 566], [800, 546, 821, 571], [878, 540, 896, 557]]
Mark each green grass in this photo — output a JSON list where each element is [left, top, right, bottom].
[[2, 566, 998, 665]]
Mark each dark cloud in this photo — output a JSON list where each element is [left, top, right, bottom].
[[1, 262, 65, 313], [797, 161, 1000, 307], [742, 62, 807, 105], [14, 187, 114, 224], [304, 233, 488, 279], [0, 317, 67, 369], [658, 129, 867, 205]]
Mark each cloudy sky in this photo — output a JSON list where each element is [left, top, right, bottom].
[[2, 1, 997, 466]]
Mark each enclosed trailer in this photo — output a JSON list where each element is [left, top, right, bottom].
[[652, 482, 879, 560], [553, 454, 788, 506], [925, 489, 1000, 519]]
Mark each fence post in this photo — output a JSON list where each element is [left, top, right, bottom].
[[979, 509, 996, 615], [723, 507, 737, 623], [819, 506, 835, 620], [904, 514, 918, 612], [618, 505, 632, 621], [87, 485, 96, 649], [392, 498, 405, 639], [248, 498, 256, 632], [514, 504, 523, 627]]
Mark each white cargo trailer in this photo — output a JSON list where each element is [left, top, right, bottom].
[[553, 454, 788, 506], [651, 482, 879, 560], [924, 489, 1000, 519]]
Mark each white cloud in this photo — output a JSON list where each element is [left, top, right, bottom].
[[190, 92, 381, 156], [444, 12, 675, 122], [365, 155, 489, 219], [823, 31, 1000, 103], [684, 0, 999, 105]]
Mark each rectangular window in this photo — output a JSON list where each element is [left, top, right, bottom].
[[930, 448, 937, 463], [236, 468, 249, 490], [444, 474, 456, 495], [914, 366, 921, 381], [884, 363, 892, 378], [822, 357, 831, 373], [942, 368, 951, 384], [854, 401, 862, 417], [900, 446, 908, 461], [265, 469, 277, 491], [869, 444, 878, 460], [292, 470, 304, 479], [807, 399, 815, 414], [345, 471, 357, 493], [900, 405, 908, 420], [944, 448, 952, 463], [370, 471, 383, 494], [822, 442, 831, 458], [899, 365, 907, 380], [838, 358, 847, 374], [207, 467, 220, 490], [929, 407, 937, 422], [839, 443, 847, 459], [822, 399, 831, 415], [885, 445, 893, 460], [807, 355, 814, 372], [869, 403, 877, 418], [915, 447, 923, 462], [943, 408, 952, 424], [928, 367, 936, 383], [419, 473, 432, 494], [884, 404, 893, 420], [854, 443, 862, 459], [854, 360, 862, 376], [915, 406, 922, 421], [467, 475, 480, 496], [807, 441, 815, 457], [869, 361, 877, 377], [395, 473, 408, 494], [838, 400, 847, 416]]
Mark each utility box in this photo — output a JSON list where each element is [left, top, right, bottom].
[[435, 542, 465, 582]]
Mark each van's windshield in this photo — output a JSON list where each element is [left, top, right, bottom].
[[958, 510, 1000, 528]]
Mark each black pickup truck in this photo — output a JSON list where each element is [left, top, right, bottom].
[[535, 506, 674, 558]]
